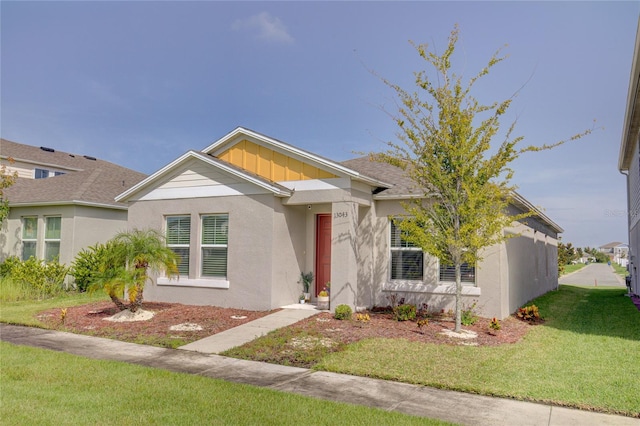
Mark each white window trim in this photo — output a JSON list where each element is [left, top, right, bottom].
[[44, 216, 61, 260], [157, 277, 229, 289], [165, 215, 191, 277], [389, 220, 424, 282], [21, 216, 38, 260], [383, 281, 481, 296], [199, 214, 228, 279]]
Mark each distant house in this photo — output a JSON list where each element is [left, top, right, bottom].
[[117, 127, 562, 319], [599, 242, 629, 266], [0, 139, 146, 267], [618, 18, 640, 296]]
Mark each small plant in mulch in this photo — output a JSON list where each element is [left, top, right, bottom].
[[393, 304, 417, 321], [355, 313, 370, 322], [460, 300, 479, 326], [488, 317, 501, 335], [334, 304, 352, 320], [516, 304, 544, 323], [416, 318, 429, 334]]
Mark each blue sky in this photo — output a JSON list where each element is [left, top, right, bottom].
[[2, 1, 638, 248]]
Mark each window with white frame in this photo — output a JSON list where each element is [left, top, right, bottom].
[[201, 214, 228, 278], [439, 263, 476, 284], [21, 217, 38, 260], [44, 216, 61, 261], [166, 216, 190, 276], [390, 220, 424, 280], [35, 168, 49, 179]]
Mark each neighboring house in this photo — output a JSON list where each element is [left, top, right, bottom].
[[599, 242, 629, 266], [117, 127, 561, 319], [619, 18, 640, 296], [0, 139, 146, 267]]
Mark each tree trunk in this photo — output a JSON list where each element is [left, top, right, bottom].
[[454, 261, 462, 332], [108, 291, 128, 312], [129, 285, 144, 313]]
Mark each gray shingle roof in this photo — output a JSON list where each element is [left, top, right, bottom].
[[340, 156, 423, 198], [1, 139, 146, 208]]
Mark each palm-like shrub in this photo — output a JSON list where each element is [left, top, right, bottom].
[[88, 229, 179, 313]]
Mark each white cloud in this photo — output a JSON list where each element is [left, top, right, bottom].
[[232, 12, 294, 44]]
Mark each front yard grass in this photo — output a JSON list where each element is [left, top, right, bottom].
[[314, 286, 640, 417], [1, 342, 448, 425], [223, 286, 639, 417], [560, 263, 586, 275], [0, 291, 108, 326], [3, 286, 639, 418]]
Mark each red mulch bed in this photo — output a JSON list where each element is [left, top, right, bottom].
[[38, 301, 277, 345], [285, 311, 533, 347], [38, 300, 535, 348]]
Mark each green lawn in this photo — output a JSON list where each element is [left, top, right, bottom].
[[3, 286, 639, 418], [0, 342, 448, 425], [0, 291, 108, 326], [560, 263, 586, 275], [315, 286, 640, 417], [612, 262, 630, 277]]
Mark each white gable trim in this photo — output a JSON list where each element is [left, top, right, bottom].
[[203, 127, 391, 189], [116, 151, 291, 202]]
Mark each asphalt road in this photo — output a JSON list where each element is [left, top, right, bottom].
[[559, 263, 626, 287]]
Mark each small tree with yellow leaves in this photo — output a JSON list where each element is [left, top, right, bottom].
[[375, 26, 593, 332]]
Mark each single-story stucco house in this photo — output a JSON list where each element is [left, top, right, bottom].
[[619, 17, 640, 297], [1, 139, 146, 266], [116, 127, 561, 319]]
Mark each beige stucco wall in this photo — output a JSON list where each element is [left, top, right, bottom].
[[2, 205, 128, 266], [128, 194, 306, 311], [356, 199, 559, 319], [627, 133, 640, 295]]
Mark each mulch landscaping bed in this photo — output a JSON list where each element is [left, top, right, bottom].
[[37, 300, 534, 348], [282, 311, 532, 347], [38, 301, 277, 345]]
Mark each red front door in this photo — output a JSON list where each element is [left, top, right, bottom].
[[315, 214, 332, 296]]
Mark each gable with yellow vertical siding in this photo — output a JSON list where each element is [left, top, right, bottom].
[[217, 139, 337, 182]]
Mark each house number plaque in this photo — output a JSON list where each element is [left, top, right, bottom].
[[333, 211, 348, 219]]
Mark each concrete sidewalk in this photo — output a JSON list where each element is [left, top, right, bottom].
[[179, 305, 321, 354], [2, 324, 637, 425]]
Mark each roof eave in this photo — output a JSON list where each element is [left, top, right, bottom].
[[373, 193, 426, 200], [9, 200, 127, 211], [619, 18, 640, 171], [510, 191, 564, 234]]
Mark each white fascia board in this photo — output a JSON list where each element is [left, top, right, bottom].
[[510, 191, 563, 234], [116, 150, 291, 202], [619, 18, 640, 171], [373, 193, 426, 200], [203, 127, 392, 189], [9, 200, 127, 211]]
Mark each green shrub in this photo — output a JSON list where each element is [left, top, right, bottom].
[[0, 256, 21, 277], [517, 304, 541, 322], [461, 301, 479, 326], [394, 304, 416, 321], [71, 243, 113, 292], [334, 304, 353, 320], [6, 257, 69, 298]]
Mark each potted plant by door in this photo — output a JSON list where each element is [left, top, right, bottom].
[[299, 294, 306, 304], [299, 271, 313, 303], [317, 285, 330, 310]]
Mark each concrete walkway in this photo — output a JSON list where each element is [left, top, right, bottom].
[[1, 323, 638, 425], [179, 304, 321, 353]]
